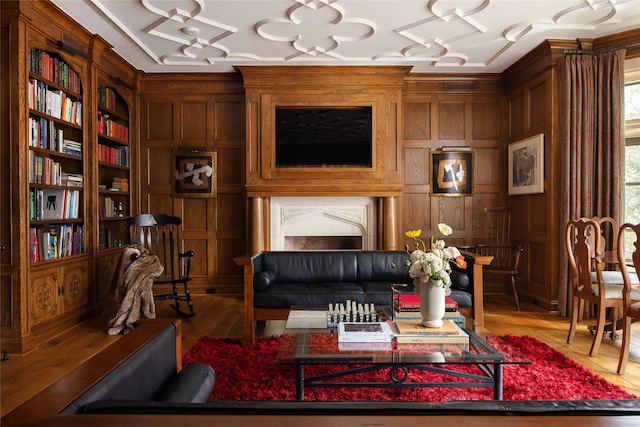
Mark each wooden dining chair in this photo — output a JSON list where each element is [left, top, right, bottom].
[[565, 218, 632, 357], [593, 216, 618, 253], [125, 214, 196, 317], [616, 222, 640, 374], [475, 207, 523, 311]]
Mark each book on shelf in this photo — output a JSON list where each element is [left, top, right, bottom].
[[39, 188, 80, 220], [338, 321, 395, 343], [29, 223, 84, 262], [41, 188, 65, 220]]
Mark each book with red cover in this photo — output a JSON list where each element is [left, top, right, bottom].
[[395, 293, 458, 311]]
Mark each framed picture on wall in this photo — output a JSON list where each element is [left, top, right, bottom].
[[430, 150, 473, 196], [172, 150, 217, 198], [508, 134, 544, 195]]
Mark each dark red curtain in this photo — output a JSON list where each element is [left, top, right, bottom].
[[557, 50, 625, 316]]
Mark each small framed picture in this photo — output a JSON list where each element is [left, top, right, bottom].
[[172, 150, 217, 198], [430, 151, 473, 196], [508, 134, 544, 195]]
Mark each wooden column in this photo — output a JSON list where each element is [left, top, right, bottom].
[[383, 196, 397, 250], [249, 196, 264, 253]]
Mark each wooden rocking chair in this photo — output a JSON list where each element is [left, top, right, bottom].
[[125, 214, 196, 317]]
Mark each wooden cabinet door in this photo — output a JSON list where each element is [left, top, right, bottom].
[[62, 262, 88, 312], [29, 269, 59, 326]]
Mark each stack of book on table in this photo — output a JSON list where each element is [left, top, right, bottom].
[[335, 318, 469, 351], [387, 291, 465, 327], [392, 319, 469, 349], [393, 292, 458, 313]]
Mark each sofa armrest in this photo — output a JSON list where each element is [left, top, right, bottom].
[[157, 362, 215, 403], [234, 252, 263, 345]]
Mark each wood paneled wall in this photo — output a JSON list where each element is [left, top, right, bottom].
[[401, 76, 508, 294], [138, 75, 246, 294], [137, 70, 510, 296]]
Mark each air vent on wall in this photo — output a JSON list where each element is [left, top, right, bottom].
[[444, 83, 474, 91], [49, 33, 88, 59]]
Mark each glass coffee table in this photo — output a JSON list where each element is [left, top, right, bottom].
[[276, 307, 530, 401]]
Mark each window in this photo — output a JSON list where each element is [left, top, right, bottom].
[[623, 59, 640, 250], [624, 82, 640, 225]]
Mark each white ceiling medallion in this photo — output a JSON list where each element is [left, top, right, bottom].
[[256, 0, 375, 61], [394, 0, 489, 67], [140, 0, 239, 65]]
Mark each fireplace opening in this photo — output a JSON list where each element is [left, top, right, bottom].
[[270, 196, 376, 251], [284, 236, 363, 251]]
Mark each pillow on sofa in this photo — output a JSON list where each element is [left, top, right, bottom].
[[254, 271, 276, 290]]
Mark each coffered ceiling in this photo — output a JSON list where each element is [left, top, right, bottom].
[[51, 0, 640, 73]]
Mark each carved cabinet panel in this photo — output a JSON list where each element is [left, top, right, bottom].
[[28, 269, 59, 326], [29, 260, 89, 327]]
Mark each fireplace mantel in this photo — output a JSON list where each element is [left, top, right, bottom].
[[246, 185, 403, 198], [239, 66, 408, 252]]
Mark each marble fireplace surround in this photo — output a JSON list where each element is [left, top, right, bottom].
[[270, 197, 377, 251]]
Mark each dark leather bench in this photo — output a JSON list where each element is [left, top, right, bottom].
[[1, 319, 215, 427], [5, 319, 638, 427]]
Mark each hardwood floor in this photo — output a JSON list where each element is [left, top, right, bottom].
[[1, 294, 639, 418]]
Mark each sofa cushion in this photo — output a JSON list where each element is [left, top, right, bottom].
[[253, 271, 276, 291], [355, 251, 412, 283], [262, 252, 358, 283], [254, 282, 366, 308], [156, 362, 216, 403]]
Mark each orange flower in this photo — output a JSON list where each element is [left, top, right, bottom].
[[455, 255, 467, 269]]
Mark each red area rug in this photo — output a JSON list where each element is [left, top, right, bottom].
[[183, 335, 637, 402]]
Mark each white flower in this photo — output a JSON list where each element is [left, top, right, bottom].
[[402, 223, 467, 288], [442, 246, 461, 259], [433, 239, 445, 250], [438, 223, 453, 236]]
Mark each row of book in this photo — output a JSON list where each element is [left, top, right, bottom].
[[29, 151, 63, 185], [28, 152, 83, 186], [29, 188, 81, 221], [29, 224, 84, 262], [97, 86, 119, 111], [98, 143, 129, 167], [98, 196, 125, 218], [28, 79, 83, 126], [97, 112, 129, 142], [28, 48, 82, 94], [28, 116, 82, 156]]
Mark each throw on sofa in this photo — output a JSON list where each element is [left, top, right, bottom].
[[235, 251, 474, 344]]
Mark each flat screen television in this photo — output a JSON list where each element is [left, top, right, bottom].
[[275, 106, 373, 167]]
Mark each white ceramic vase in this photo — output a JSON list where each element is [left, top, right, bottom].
[[417, 279, 445, 328]]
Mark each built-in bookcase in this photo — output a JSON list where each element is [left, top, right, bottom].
[[27, 48, 86, 262], [97, 85, 130, 249]]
